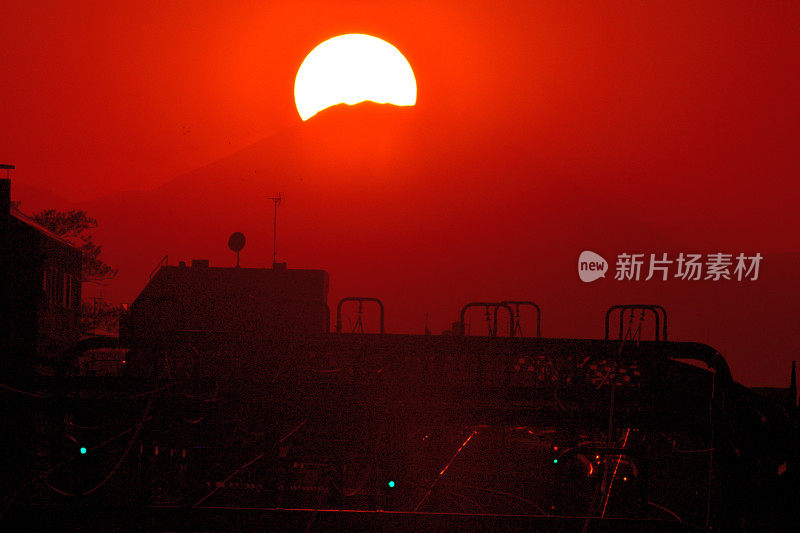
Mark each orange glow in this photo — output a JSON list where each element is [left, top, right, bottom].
[[294, 34, 417, 121], [439, 430, 477, 477]]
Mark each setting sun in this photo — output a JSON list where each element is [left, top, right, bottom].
[[294, 34, 417, 121]]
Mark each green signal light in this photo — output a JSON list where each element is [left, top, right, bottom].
[[79, 447, 87, 455], [387, 480, 395, 488], [553, 459, 558, 464]]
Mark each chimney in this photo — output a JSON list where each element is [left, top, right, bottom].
[[1, 171, 12, 304], [1, 177, 9, 220], [1, 171, 12, 243]]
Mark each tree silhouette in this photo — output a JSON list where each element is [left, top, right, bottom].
[[31, 209, 117, 282]]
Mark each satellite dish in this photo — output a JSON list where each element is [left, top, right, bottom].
[[228, 232, 246, 267]]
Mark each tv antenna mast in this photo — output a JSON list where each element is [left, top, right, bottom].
[[268, 193, 282, 266]]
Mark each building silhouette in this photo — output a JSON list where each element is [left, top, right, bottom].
[[1, 177, 82, 373]]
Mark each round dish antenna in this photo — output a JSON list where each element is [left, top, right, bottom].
[[228, 232, 246, 267]]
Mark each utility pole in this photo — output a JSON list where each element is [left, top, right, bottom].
[[268, 193, 282, 266]]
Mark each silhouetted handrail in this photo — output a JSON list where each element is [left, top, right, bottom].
[[335, 297, 385, 334], [149, 255, 168, 280], [499, 301, 542, 338], [604, 304, 667, 341], [458, 302, 515, 337]]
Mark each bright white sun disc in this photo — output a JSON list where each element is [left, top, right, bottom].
[[294, 34, 417, 121]]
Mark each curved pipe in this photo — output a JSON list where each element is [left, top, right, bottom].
[[458, 302, 515, 337], [604, 304, 667, 341], [335, 297, 385, 334], [58, 335, 121, 369], [52, 336, 122, 386], [671, 342, 733, 386], [499, 301, 542, 338]]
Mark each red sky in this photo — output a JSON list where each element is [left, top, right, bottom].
[[3, 1, 799, 386], [4, 1, 797, 202]]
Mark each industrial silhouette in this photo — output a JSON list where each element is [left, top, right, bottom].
[[2, 173, 799, 530]]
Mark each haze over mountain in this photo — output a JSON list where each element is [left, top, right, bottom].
[[11, 102, 799, 387]]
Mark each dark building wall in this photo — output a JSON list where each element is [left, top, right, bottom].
[[1, 179, 82, 370], [128, 261, 329, 341]]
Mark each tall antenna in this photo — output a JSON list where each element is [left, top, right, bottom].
[[268, 193, 282, 266]]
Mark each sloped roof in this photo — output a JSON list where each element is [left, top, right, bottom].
[[10, 207, 80, 249]]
